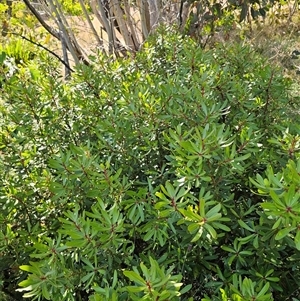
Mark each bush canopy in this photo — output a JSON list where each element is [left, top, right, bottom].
[[0, 30, 300, 300]]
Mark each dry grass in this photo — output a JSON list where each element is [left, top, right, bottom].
[[246, 22, 300, 75], [228, 12, 300, 118], [204, 7, 300, 80]]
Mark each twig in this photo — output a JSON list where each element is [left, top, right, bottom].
[[263, 69, 274, 120]]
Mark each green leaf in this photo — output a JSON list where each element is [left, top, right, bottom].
[[266, 277, 280, 282], [126, 286, 145, 293], [272, 217, 282, 230], [275, 227, 295, 240], [155, 193, 169, 203], [205, 223, 217, 239], [199, 199, 206, 217], [213, 222, 231, 232], [0, 51, 6, 64], [270, 190, 284, 207], [123, 271, 146, 286], [18, 280, 38, 289], [240, 250, 253, 255], [294, 230, 300, 250], [180, 284, 192, 294], [285, 185, 296, 207], [188, 223, 200, 234], [19, 264, 41, 275], [228, 255, 236, 266], [220, 288, 228, 301], [191, 227, 204, 242], [253, 235, 259, 249], [81, 257, 94, 269], [256, 282, 270, 298], [157, 291, 170, 301], [143, 229, 155, 241], [261, 202, 281, 212], [234, 153, 251, 162], [206, 213, 222, 222], [140, 262, 150, 280], [165, 181, 176, 198], [206, 203, 221, 219], [238, 234, 255, 243], [66, 240, 87, 247], [81, 272, 94, 284], [179, 209, 202, 222], [238, 220, 255, 232], [221, 245, 235, 253]]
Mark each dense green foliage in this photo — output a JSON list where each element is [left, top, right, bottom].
[[0, 29, 300, 301]]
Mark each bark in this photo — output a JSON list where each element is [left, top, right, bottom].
[[91, 0, 115, 54], [78, 0, 104, 49], [61, 36, 71, 79], [22, 0, 183, 62], [52, 0, 88, 62], [111, 0, 135, 51], [148, 0, 159, 29], [123, 0, 141, 49], [22, 0, 61, 40], [47, 0, 80, 65], [23, 0, 89, 65], [137, 0, 151, 39], [180, 1, 190, 32]]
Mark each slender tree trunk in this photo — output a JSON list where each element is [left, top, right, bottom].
[[148, 0, 159, 29], [47, 0, 80, 65], [22, 0, 89, 65], [22, 0, 61, 40], [137, 0, 151, 39], [21, 0, 187, 65], [61, 37, 71, 79], [123, 0, 141, 49], [111, 0, 136, 51], [78, 0, 104, 50]]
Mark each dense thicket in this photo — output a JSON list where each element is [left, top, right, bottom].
[[0, 30, 300, 301]]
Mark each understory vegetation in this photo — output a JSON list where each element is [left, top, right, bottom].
[[1, 1, 300, 301]]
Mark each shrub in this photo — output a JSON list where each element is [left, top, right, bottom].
[[0, 29, 299, 300]]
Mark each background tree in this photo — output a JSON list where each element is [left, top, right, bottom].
[[18, 0, 298, 68]]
